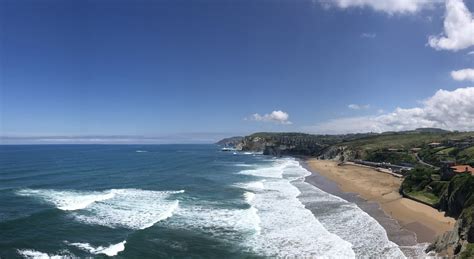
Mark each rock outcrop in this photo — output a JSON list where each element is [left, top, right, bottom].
[[427, 174, 474, 257], [215, 136, 243, 148], [238, 133, 339, 157]]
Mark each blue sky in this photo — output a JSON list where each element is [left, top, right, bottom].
[[1, 0, 474, 143]]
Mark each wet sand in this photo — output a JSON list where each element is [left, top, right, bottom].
[[304, 159, 455, 244]]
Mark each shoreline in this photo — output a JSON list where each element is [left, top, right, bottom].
[[302, 159, 455, 248]]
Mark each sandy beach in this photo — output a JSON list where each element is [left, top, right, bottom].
[[305, 159, 455, 243]]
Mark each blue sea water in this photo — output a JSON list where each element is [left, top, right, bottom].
[[0, 145, 409, 258]]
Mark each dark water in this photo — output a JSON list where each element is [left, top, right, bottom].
[[1, 145, 409, 258]]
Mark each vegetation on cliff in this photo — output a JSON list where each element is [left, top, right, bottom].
[[239, 132, 366, 156], [215, 136, 243, 147], [428, 173, 474, 256], [399, 166, 445, 205]]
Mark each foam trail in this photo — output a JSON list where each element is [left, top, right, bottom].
[[241, 176, 355, 257], [237, 180, 265, 191], [67, 241, 126, 256], [16, 189, 116, 211], [17, 249, 67, 259], [234, 163, 253, 167], [192, 159, 357, 257]]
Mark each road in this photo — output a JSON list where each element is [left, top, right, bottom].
[[415, 153, 439, 170]]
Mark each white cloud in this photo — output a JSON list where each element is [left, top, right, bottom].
[[360, 33, 376, 38], [319, 0, 440, 14], [250, 110, 292, 124], [468, 51, 474, 55], [348, 104, 370, 110], [428, 0, 474, 51], [307, 87, 474, 134], [451, 68, 474, 81]]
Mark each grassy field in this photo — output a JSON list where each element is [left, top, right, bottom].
[[458, 146, 474, 165], [341, 131, 473, 151], [436, 147, 455, 155], [407, 191, 439, 205]]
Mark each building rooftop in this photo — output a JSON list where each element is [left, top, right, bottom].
[[451, 165, 474, 175]]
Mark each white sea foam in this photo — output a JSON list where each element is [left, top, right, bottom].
[[243, 192, 255, 203], [135, 150, 148, 153], [17, 188, 183, 230], [162, 159, 356, 257], [17, 249, 68, 259], [168, 205, 262, 238], [238, 161, 287, 178], [287, 159, 406, 258], [66, 240, 126, 256], [238, 160, 356, 258], [17, 189, 117, 211], [237, 180, 265, 191], [400, 243, 431, 258]]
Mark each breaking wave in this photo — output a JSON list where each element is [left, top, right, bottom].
[[237, 159, 356, 258], [248, 158, 406, 258], [17, 249, 71, 259], [66, 240, 126, 256], [17, 188, 183, 230]]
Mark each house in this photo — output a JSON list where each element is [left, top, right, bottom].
[[441, 162, 474, 180], [428, 142, 441, 148], [451, 165, 474, 175]]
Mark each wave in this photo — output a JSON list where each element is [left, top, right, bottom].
[[164, 159, 356, 257], [284, 158, 406, 258], [17, 188, 183, 230], [135, 150, 148, 153], [17, 189, 117, 211], [238, 161, 287, 179], [236, 180, 265, 191], [238, 168, 355, 257], [162, 203, 262, 243], [243, 192, 255, 203], [66, 240, 126, 256], [234, 163, 253, 167], [17, 249, 70, 259]]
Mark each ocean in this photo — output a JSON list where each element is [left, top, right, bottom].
[[0, 145, 414, 258]]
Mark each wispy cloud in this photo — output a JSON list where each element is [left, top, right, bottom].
[[306, 87, 474, 134], [468, 51, 474, 55], [348, 104, 370, 110], [318, 0, 441, 15], [428, 0, 474, 51], [248, 110, 292, 124], [451, 68, 474, 82], [360, 33, 376, 39]]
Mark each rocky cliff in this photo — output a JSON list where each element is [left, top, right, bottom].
[[215, 136, 244, 148], [238, 132, 341, 156], [427, 174, 474, 257]]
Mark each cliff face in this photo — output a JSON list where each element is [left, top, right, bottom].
[[238, 133, 337, 157], [428, 174, 474, 257], [215, 136, 243, 147]]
